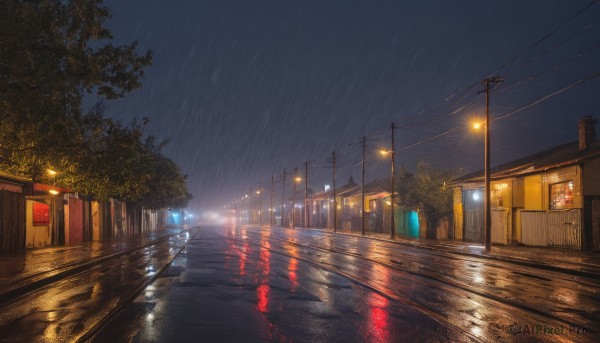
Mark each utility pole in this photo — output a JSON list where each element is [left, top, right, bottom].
[[292, 167, 298, 228], [332, 151, 337, 233], [483, 77, 502, 251], [281, 168, 286, 227], [304, 160, 308, 228], [258, 181, 262, 226], [270, 174, 274, 226], [241, 196, 244, 225], [361, 136, 366, 236], [390, 122, 396, 240]]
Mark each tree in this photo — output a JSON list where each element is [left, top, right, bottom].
[[0, 1, 189, 209], [0, 0, 152, 180], [397, 161, 462, 237]]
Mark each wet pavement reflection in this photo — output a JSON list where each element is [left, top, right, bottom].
[[0, 231, 190, 343], [93, 226, 490, 342]]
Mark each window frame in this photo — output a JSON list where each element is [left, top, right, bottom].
[[549, 181, 574, 210]]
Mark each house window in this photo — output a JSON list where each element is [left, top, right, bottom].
[[550, 181, 574, 210], [492, 183, 507, 207]]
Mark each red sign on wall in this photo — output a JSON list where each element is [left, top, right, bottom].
[[33, 202, 50, 226]]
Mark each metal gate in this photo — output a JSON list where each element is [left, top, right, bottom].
[[0, 190, 26, 253], [463, 189, 483, 243], [548, 210, 580, 248], [491, 209, 509, 244], [521, 210, 581, 248]]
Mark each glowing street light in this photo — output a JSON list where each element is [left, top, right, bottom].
[[47, 169, 58, 185]]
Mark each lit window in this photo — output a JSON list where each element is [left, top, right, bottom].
[[550, 181, 574, 210]]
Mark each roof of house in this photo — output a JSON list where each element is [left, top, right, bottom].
[[0, 171, 31, 184], [337, 178, 391, 197], [453, 139, 600, 184]]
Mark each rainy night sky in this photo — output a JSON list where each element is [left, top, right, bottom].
[[97, 0, 600, 214]]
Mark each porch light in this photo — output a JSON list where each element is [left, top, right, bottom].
[[49, 189, 59, 195]]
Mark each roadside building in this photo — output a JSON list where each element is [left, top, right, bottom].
[[452, 116, 600, 251], [311, 186, 334, 229], [336, 177, 360, 232]]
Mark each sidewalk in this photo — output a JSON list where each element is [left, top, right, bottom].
[[282, 226, 600, 279], [0, 228, 187, 303]]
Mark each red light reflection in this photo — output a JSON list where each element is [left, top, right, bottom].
[[288, 258, 298, 292], [257, 284, 270, 313], [367, 265, 390, 342], [256, 231, 271, 313], [239, 243, 249, 276], [368, 296, 389, 342]]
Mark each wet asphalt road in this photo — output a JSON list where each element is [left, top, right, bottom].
[[0, 231, 191, 343], [91, 226, 599, 343]]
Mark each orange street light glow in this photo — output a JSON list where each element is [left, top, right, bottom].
[[47, 169, 58, 175], [472, 122, 482, 130], [49, 189, 59, 195]]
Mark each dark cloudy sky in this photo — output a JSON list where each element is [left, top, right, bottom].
[[98, 0, 600, 213]]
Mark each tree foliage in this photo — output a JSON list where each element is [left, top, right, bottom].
[[397, 161, 462, 232], [0, 0, 190, 209]]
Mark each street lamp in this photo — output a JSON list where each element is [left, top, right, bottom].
[[47, 169, 58, 185]]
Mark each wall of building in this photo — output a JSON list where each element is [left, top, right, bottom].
[[25, 198, 51, 248], [524, 175, 543, 210], [583, 158, 600, 196], [453, 187, 463, 240]]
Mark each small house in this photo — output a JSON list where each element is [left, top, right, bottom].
[[452, 116, 600, 251]]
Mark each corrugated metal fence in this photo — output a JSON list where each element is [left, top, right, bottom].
[[0, 190, 25, 253], [521, 210, 581, 248]]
